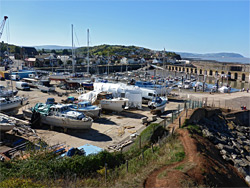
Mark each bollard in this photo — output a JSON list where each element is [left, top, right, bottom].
[[151, 144, 154, 153], [186, 108, 188, 117]]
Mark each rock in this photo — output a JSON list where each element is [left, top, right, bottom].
[[236, 138, 243, 145], [220, 150, 227, 155], [216, 143, 224, 150], [231, 154, 237, 159], [234, 159, 248, 167], [237, 167, 247, 176], [222, 155, 230, 161], [246, 156, 250, 162], [202, 129, 214, 139], [223, 145, 235, 153], [243, 146, 250, 153], [245, 176, 250, 185]]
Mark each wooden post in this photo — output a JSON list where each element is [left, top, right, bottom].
[[171, 110, 174, 123], [172, 127, 175, 135], [126, 160, 128, 173], [142, 150, 144, 162], [139, 135, 141, 149], [105, 163, 107, 186], [179, 117, 181, 128]]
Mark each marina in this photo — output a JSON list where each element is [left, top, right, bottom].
[[0, 0, 250, 186], [1, 66, 249, 153]]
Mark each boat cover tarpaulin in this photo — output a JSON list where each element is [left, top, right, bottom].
[[93, 82, 142, 109], [33, 103, 53, 115], [61, 144, 103, 157]]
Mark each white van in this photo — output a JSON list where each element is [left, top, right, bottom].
[[16, 82, 30, 91]]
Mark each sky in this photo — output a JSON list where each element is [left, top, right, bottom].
[[0, 0, 249, 57]]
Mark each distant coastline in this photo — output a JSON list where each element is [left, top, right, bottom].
[[182, 56, 250, 64]]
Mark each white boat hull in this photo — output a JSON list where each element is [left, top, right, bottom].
[[49, 75, 71, 81], [0, 123, 15, 132], [41, 116, 92, 130], [100, 99, 128, 112], [71, 108, 100, 118], [38, 85, 55, 92], [0, 99, 25, 111]]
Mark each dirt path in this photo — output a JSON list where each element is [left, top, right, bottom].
[[144, 128, 199, 187]]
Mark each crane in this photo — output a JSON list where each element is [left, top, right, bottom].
[[0, 16, 8, 40]]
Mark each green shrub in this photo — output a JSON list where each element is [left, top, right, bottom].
[[0, 178, 44, 188], [186, 124, 201, 134]]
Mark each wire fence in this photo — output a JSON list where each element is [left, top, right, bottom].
[[173, 92, 250, 111]]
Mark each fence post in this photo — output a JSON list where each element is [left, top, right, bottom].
[[171, 110, 174, 123], [105, 163, 107, 186], [142, 149, 144, 162], [172, 127, 175, 135], [179, 117, 181, 128], [120, 146, 123, 155], [126, 160, 128, 173], [178, 104, 180, 115], [139, 135, 141, 149]]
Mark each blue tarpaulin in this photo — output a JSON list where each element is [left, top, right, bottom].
[[61, 144, 103, 157]]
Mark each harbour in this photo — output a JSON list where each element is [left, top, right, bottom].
[[0, 2, 250, 185]]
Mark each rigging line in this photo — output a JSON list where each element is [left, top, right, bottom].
[[74, 29, 81, 48], [6, 19, 10, 43]]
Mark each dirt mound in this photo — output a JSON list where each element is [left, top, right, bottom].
[[145, 128, 248, 187]]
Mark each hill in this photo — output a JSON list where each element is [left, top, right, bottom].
[[34, 45, 71, 50], [178, 52, 244, 58], [76, 44, 181, 59]]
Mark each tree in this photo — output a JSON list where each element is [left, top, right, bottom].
[[62, 49, 69, 55], [51, 49, 56, 54], [15, 46, 21, 54]]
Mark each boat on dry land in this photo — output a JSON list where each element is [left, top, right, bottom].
[[0, 96, 28, 111], [0, 115, 15, 132], [79, 91, 129, 112], [25, 103, 93, 131]]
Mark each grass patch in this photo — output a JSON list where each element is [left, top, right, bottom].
[[185, 124, 201, 135], [175, 164, 185, 170], [157, 169, 169, 179], [0, 123, 184, 187]]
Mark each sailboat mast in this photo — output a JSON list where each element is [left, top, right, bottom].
[[163, 48, 165, 77], [108, 52, 109, 75], [71, 24, 75, 74], [87, 29, 90, 74]]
